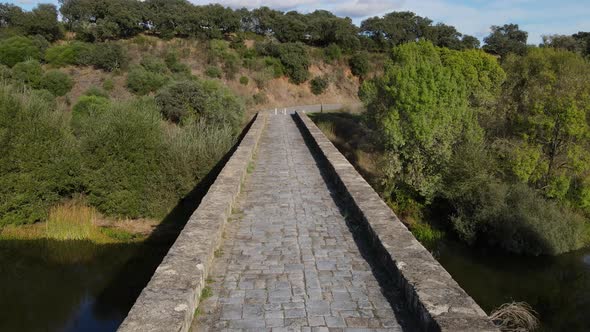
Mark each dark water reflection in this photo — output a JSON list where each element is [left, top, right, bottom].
[[435, 240, 590, 332], [0, 238, 169, 332]]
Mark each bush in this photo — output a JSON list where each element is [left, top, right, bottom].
[[73, 95, 110, 115], [77, 98, 170, 217], [205, 66, 222, 78], [0, 85, 81, 225], [257, 42, 309, 83], [83, 42, 128, 71], [349, 52, 370, 78], [164, 51, 190, 75], [222, 53, 240, 80], [239, 76, 249, 85], [252, 92, 268, 105], [140, 56, 169, 74], [102, 78, 114, 91], [11, 60, 43, 87], [324, 43, 343, 62], [277, 43, 310, 84], [155, 79, 244, 132], [443, 144, 590, 255], [45, 41, 93, 67], [126, 66, 169, 95], [264, 57, 284, 78], [84, 86, 109, 98], [310, 76, 329, 95], [0, 36, 43, 67], [40, 70, 74, 96]]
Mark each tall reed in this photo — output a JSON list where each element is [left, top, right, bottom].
[[46, 201, 96, 240]]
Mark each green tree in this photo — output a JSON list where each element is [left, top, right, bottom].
[[542, 34, 586, 54], [360, 12, 432, 49], [59, 0, 143, 41], [155, 79, 244, 132], [365, 41, 504, 200], [499, 48, 590, 202], [461, 35, 481, 49], [483, 23, 528, 57], [310, 76, 328, 95], [349, 52, 370, 78]]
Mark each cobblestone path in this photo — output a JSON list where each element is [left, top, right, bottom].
[[191, 114, 409, 331]]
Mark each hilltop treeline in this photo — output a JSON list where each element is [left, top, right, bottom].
[[0, 0, 482, 52]]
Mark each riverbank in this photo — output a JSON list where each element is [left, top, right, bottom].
[[310, 109, 590, 331]]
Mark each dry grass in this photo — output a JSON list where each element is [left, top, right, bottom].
[[46, 200, 96, 240], [490, 302, 540, 332]]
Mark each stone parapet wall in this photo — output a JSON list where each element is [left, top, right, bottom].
[[295, 111, 498, 332], [118, 113, 267, 332]]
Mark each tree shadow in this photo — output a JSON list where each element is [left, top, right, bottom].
[[90, 114, 259, 326]]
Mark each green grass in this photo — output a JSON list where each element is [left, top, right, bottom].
[[247, 160, 255, 174], [99, 227, 139, 241], [201, 286, 213, 300], [410, 221, 444, 249], [46, 201, 95, 241], [214, 248, 223, 258]]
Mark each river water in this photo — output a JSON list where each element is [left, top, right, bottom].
[[435, 240, 590, 331], [0, 238, 170, 332]]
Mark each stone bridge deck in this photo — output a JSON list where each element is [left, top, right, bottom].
[[191, 114, 411, 331], [119, 106, 497, 332]]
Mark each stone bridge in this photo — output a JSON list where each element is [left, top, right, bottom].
[[118, 105, 498, 332]]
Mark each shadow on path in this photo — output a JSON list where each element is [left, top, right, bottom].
[[293, 114, 420, 332]]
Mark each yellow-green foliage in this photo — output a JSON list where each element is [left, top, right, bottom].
[[500, 48, 590, 203], [365, 41, 504, 200], [46, 201, 95, 241], [410, 222, 444, 249]]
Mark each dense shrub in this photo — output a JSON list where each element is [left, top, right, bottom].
[[155, 79, 244, 132], [324, 43, 343, 62], [205, 66, 222, 78], [0, 36, 43, 67], [239, 76, 249, 85], [264, 57, 284, 78], [349, 52, 370, 78], [40, 70, 74, 96], [310, 76, 329, 95], [84, 43, 128, 71], [11, 60, 43, 87], [277, 43, 310, 84], [72, 95, 110, 116], [77, 98, 169, 217], [442, 142, 590, 255], [126, 66, 169, 95], [0, 85, 81, 225], [45, 42, 93, 67], [164, 51, 190, 75], [140, 56, 169, 74], [258, 42, 310, 83]]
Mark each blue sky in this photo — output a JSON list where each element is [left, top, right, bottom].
[[11, 0, 590, 44]]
